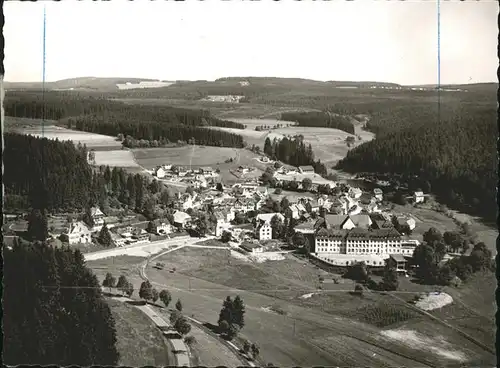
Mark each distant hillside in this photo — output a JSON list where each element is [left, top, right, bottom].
[[4, 77, 169, 92]]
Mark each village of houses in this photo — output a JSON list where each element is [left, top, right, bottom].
[[42, 160, 433, 275]]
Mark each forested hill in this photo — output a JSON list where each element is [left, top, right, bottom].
[[4, 91, 245, 148], [4, 133, 94, 210], [280, 111, 355, 134], [336, 105, 497, 219]]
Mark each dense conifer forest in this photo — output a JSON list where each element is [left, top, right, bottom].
[[336, 105, 497, 219], [3, 241, 119, 365], [4, 133, 172, 216], [280, 111, 355, 134]]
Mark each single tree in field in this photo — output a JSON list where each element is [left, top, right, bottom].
[[102, 273, 116, 293], [98, 223, 113, 247], [151, 288, 159, 303], [251, 343, 260, 360], [380, 263, 399, 291], [83, 207, 95, 228], [170, 310, 182, 325], [27, 209, 49, 241], [232, 295, 246, 329], [184, 336, 197, 346], [175, 299, 183, 312], [301, 178, 312, 192], [221, 231, 232, 243], [242, 339, 251, 354], [147, 221, 156, 234], [159, 289, 172, 308], [139, 280, 153, 302], [226, 323, 240, 340], [125, 281, 134, 297], [116, 275, 128, 295], [354, 284, 364, 295], [174, 317, 192, 336]]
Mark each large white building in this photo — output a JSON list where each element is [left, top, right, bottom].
[[314, 227, 416, 260]]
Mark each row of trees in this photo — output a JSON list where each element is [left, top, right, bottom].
[[72, 116, 245, 148], [336, 105, 497, 219], [102, 275, 192, 336], [4, 242, 119, 366], [281, 111, 355, 134]]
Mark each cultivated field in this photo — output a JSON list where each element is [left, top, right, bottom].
[[139, 247, 494, 367], [93, 150, 141, 168], [206, 120, 375, 167], [132, 146, 272, 185], [267, 126, 375, 167], [107, 298, 173, 366]]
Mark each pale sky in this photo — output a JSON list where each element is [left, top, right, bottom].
[[4, 0, 498, 85]]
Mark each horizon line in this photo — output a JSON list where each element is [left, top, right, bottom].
[[3, 76, 498, 87]]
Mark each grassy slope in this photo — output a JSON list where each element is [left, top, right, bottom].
[[107, 298, 174, 366]]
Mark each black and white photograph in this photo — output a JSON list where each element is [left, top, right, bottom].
[[2, 1, 498, 367]]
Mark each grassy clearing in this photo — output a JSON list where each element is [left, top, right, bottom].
[[107, 298, 173, 366], [13, 122, 121, 150], [93, 149, 140, 168], [132, 145, 269, 185], [132, 146, 239, 169]]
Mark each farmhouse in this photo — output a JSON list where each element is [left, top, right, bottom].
[[305, 199, 320, 213], [111, 233, 127, 247], [240, 241, 264, 254], [255, 213, 284, 241], [285, 203, 306, 220], [151, 220, 173, 235], [373, 188, 383, 201], [173, 210, 192, 228], [91, 207, 105, 229], [155, 167, 166, 179], [65, 221, 92, 244], [214, 211, 231, 237], [348, 187, 363, 199], [199, 167, 215, 176], [321, 214, 356, 230], [414, 191, 425, 203], [396, 216, 417, 230], [387, 254, 408, 273], [298, 165, 315, 174]]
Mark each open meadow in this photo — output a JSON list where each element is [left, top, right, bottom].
[[106, 298, 173, 366], [116, 98, 317, 120], [135, 247, 495, 367], [6, 117, 122, 150], [268, 126, 375, 167], [132, 145, 272, 184], [93, 149, 141, 169]]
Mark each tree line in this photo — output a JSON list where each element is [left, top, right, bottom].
[[4, 91, 244, 129], [335, 106, 497, 219], [3, 241, 119, 366], [281, 111, 355, 134], [262, 136, 327, 176]]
